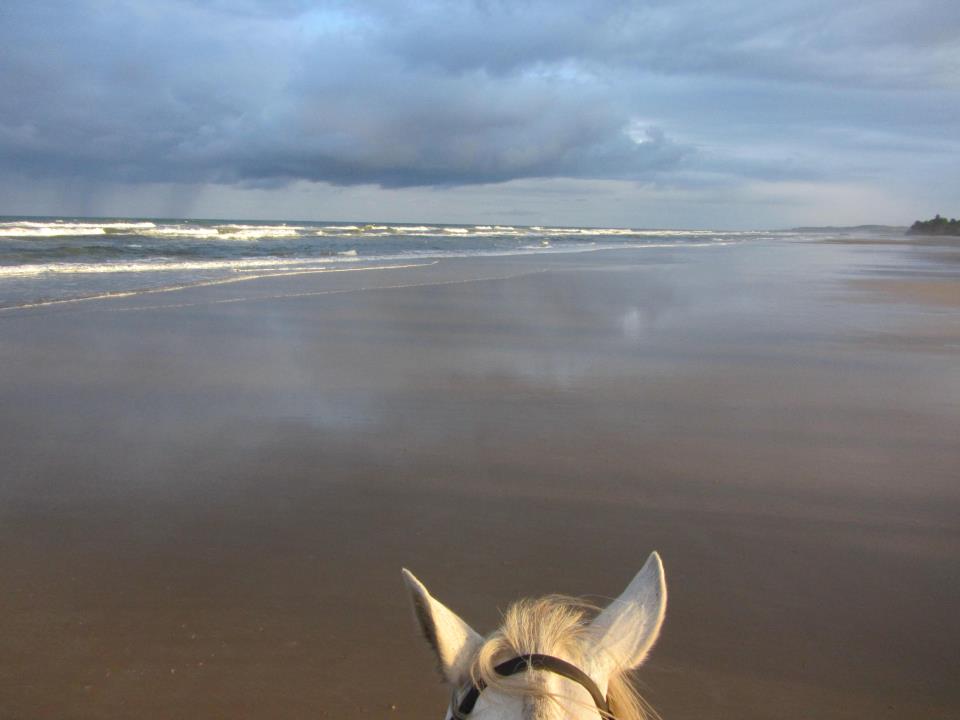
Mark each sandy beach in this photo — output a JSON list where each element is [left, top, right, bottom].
[[1, 237, 958, 719]]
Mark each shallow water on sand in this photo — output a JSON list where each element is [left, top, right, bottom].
[[0, 237, 957, 719]]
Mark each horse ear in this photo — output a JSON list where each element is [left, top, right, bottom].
[[589, 552, 667, 673], [402, 568, 484, 685]]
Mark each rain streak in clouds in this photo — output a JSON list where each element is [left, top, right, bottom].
[[1, 0, 958, 225]]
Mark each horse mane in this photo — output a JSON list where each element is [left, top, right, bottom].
[[469, 596, 654, 720]]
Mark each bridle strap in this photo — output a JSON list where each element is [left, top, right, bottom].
[[455, 653, 610, 718]]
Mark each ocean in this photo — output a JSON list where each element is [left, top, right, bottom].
[[0, 216, 777, 309]]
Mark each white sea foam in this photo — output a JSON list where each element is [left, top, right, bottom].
[[0, 219, 768, 242], [0, 256, 341, 278], [136, 224, 304, 240], [139, 227, 222, 238], [217, 226, 302, 240], [0, 221, 157, 238], [0, 226, 107, 237], [0, 220, 310, 241]]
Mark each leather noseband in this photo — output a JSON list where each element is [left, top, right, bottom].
[[453, 653, 609, 719]]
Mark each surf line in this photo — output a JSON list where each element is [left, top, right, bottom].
[[0, 261, 438, 314], [102, 268, 551, 313]]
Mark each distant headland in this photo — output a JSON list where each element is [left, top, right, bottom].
[[907, 215, 960, 236]]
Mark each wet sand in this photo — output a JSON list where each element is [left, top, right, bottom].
[[1, 239, 958, 719]]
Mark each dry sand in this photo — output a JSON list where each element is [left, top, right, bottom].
[[0, 239, 958, 719]]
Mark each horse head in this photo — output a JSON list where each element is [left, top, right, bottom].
[[403, 552, 666, 720]]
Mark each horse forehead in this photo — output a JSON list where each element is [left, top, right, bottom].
[[471, 675, 598, 720]]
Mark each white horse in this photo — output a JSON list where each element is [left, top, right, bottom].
[[403, 552, 667, 720]]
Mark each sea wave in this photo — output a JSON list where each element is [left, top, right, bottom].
[[0, 256, 349, 277], [0, 219, 751, 310], [0, 221, 157, 237], [0, 221, 304, 240], [0, 219, 772, 241], [141, 225, 303, 240], [0, 236, 742, 279]]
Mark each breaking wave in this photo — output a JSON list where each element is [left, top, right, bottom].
[[0, 218, 770, 242], [0, 216, 766, 309]]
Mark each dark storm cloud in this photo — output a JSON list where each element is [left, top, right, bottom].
[[0, 0, 957, 190], [377, 0, 960, 87]]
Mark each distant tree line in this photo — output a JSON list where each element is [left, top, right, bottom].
[[908, 214, 960, 236]]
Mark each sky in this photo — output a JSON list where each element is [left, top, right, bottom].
[[1, 0, 958, 228]]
